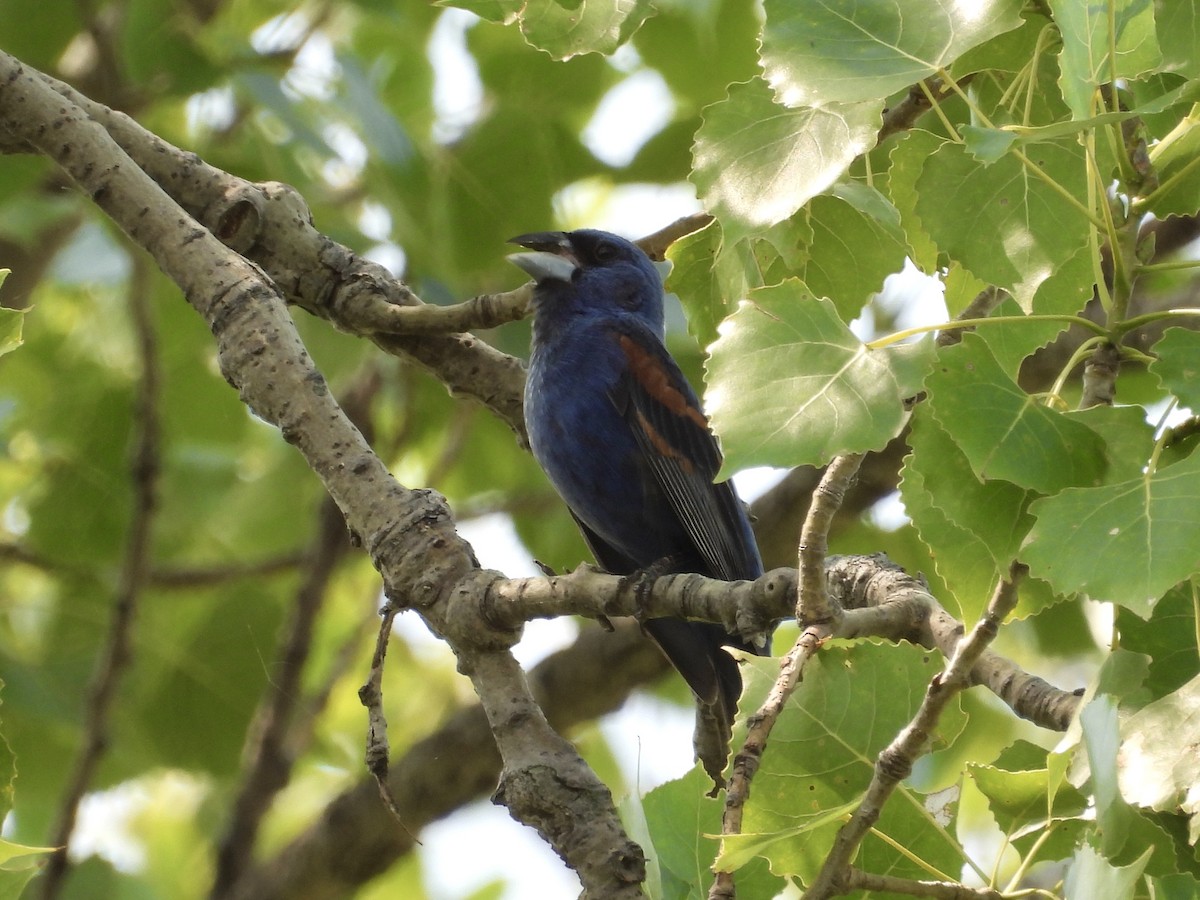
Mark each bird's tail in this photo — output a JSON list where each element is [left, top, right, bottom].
[[643, 619, 763, 789]]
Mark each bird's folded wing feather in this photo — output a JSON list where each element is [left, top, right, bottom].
[[608, 327, 762, 584]]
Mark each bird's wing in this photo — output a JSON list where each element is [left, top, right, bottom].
[[608, 325, 763, 584], [569, 509, 745, 718]]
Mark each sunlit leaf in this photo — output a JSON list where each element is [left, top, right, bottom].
[[692, 78, 880, 243], [0, 303, 22, 358], [706, 281, 934, 472], [1118, 673, 1200, 843], [1064, 844, 1153, 900], [760, 0, 1025, 106], [1024, 450, 1200, 615], [514, 0, 653, 59], [1048, 0, 1162, 119], [926, 336, 1107, 493]]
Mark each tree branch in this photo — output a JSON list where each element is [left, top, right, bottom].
[[211, 365, 370, 900], [221, 623, 668, 900], [711, 454, 863, 898], [14, 66, 530, 439]]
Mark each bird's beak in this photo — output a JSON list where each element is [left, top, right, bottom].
[[507, 231, 579, 284]]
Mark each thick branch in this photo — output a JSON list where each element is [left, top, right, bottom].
[[487, 558, 1080, 731], [19, 67, 530, 438]]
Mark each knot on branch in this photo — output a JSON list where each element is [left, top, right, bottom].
[[444, 569, 524, 650], [367, 487, 477, 615], [210, 184, 267, 253], [876, 744, 913, 784]]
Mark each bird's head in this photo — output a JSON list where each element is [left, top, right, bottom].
[[508, 229, 665, 334]]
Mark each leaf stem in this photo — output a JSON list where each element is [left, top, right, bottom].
[[867, 313, 1106, 350], [1145, 399, 1179, 477], [1113, 307, 1200, 335], [1136, 257, 1200, 274], [918, 78, 961, 141], [865, 826, 957, 882]]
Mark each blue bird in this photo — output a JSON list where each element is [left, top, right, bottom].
[[509, 228, 769, 783]]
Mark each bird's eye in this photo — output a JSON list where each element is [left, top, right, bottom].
[[593, 241, 617, 263]]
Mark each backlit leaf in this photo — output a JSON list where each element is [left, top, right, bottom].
[[706, 281, 934, 472]]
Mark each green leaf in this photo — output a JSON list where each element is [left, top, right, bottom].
[[1048, 0, 1163, 120], [0, 303, 23, 358], [760, 0, 1025, 106], [899, 443, 1003, 620], [1024, 449, 1200, 615], [1117, 672, 1200, 842], [692, 78, 881, 243], [1156, 0, 1200, 78], [905, 405, 1034, 570], [1081, 694, 1135, 857], [667, 221, 766, 351], [1072, 405, 1158, 485], [974, 295, 1071, 379], [514, 0, 654, 59], [799, 190, 909, 320], [1153, 873, 1200, 900], [0, 838, 56, 866], [642, 766, 787, 897], [1116, 583, 1200, 701], [967, 757, 1087, 835], [885, 130, 944, 271], [737, 643, 968, 886], [916, 140, 1091, 310], [961, 125, 1018, 163], [1150, 326, 1200, 407], [706, 282, 935, 472], [940, 264, 990, 317], [1064, 843, 1153, 900], [951, 9, 1050, 76], [1143, 104, 1200, 218], [926, 335, 1108, 493]]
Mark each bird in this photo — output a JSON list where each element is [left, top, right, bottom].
[[508, 228, 769, 785]]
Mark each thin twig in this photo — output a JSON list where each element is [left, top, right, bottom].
[[357, 601, 410, 831], [804, 563, 1026, 899], [797, 454, 863, 626], [40, 254, 160, 899], [711, 455, 863, 899], [847, 867, 1004, 899], [636, 213, 715, 260]]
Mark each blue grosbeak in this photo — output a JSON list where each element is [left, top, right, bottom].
[[509, 228, 768, 783]]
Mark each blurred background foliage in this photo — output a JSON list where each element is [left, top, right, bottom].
[[1, 0, 1198, 897]]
